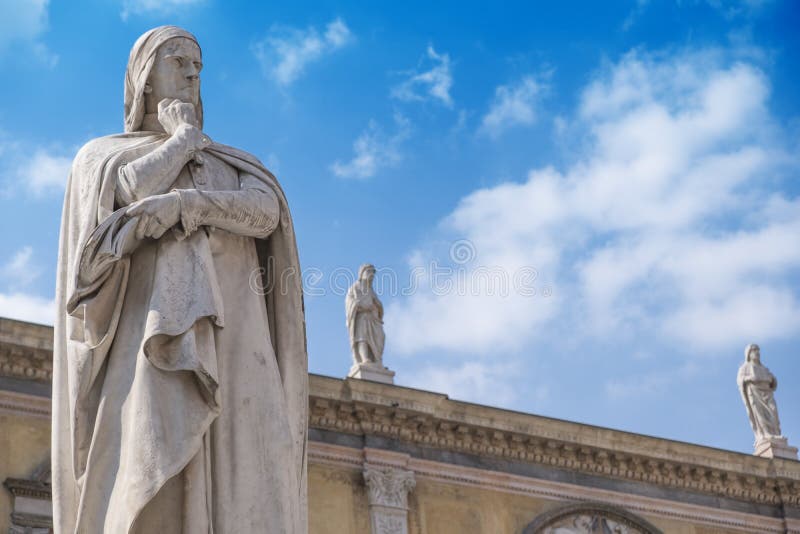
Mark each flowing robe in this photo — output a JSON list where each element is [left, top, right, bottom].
[[52, 133, 307, 534], [737, 361, 782, 441], [345, 284, 385, 364]]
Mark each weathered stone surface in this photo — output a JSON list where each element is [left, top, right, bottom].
[[363, 467, 416, 534], [3, 319, 800, 533], [51, 26, 307, 533], [346, 264, 394, 384], [738, 343, 797, 460]]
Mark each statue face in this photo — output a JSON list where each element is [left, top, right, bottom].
[[362, 268, 375, 283], [146, 37, 202, 109]]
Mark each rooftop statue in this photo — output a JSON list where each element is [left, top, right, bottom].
[[345, 263, 394, 384], [737, 344, 797, 460]]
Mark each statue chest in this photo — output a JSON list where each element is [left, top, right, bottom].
[[175, 152, 239, 191]]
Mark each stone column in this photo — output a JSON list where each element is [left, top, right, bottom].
[[363, 467, 416, 534]]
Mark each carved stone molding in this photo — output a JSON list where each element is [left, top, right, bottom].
[[363, 467, 416, 534], [524, 502, 663, 534], [309, 441, 793, 533], [364, 467, 416, 510], [0, 390, 51, 418], [0, 319, 53, 383], [309, 395, 800, 509], [4, 460, 52, 533]]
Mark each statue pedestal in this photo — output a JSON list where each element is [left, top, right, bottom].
[[754, 437, 799, 460], [348, 362, 395, 385]]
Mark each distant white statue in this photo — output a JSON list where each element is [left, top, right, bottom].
[[345, 264, 394, 384], [737, 344, 797, 459]]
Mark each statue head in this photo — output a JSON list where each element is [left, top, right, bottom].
[[124, 26, 204, 132], [745, 343, 761, 363], [358, 263, 376, 285]]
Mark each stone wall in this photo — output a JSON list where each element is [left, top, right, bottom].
[[2, 317, 799, 533]]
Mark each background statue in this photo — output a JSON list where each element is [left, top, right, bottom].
[[52, 26, 307, 533], [737, 344, 783, 444], [346, 264, 385, 367]]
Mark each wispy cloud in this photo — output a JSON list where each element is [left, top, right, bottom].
[[480, 76, 545, 137], [0, 246, 54, 325], [120, 0, 206, 21], [252, 18, 353, 86], [605, 362, 699, 399], [388, 48, 800, 356], [0, 0, 57, 67], [330, 114, 411, 180], [0, 292, 54, 325], [0, 132, 72, 197], [406, 361, 527, 408], [391, 46, 453, 107], [1, 246, 41, 289], [622, 0, 651, 31], [18, 148, 72, 195], [706, 0, 774, 19]]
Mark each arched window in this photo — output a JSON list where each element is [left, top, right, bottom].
[[523, 502, 663, 534]]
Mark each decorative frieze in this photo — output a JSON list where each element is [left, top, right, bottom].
[[524, 502, 661, 534], [4, 462, 52, 534], [0, 319, 53, 383], [309, 396, 800, 509]]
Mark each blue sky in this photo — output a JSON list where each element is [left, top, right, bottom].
[[0, 0, 798, 454]]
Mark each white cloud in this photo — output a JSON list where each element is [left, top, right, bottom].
[[405, 361, 525, 408], [391, 46, 453, 107], [330, 114, 410, 180], [120, 0, 205, 20], [0, 0, 57, 66], [18, 148, 72, 195], [0, 292, 54, 325], [622, 0, 651, 31], [0, 247, 53, 325], [1, 246, 41, 289], [388, 49, 800, 356], [706, 0, 774, 18], [252, 18, 353, 86], [480, 76, 545, 137], [0, 131, 73, 196]]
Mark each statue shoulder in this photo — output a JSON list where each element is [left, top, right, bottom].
[[73, 132, 153, 170], [210, 142, 267, 169]]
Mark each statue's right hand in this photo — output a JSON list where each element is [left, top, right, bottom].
[[127, 192, 181, 240], [157, 98, 199, 136]]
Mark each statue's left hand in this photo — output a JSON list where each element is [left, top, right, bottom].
[[127, 192, 181, 240]]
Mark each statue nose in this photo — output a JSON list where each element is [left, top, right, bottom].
[[185, 63, 200, 81]]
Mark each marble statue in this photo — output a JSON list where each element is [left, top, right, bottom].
[[346, 264, 385, 366], [345, 264, 394, 384], [52, 26, 308, 533], [737, 344, 797, 459]]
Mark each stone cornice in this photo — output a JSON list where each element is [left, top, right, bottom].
[[0, 318, 53, 383], [308, 375, 800, 509], [3, 478, 51, 501], [2, 317, 798, 511], [0, 390, 51, 418], [309, 442, 796, 533]]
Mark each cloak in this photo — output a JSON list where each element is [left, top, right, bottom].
[[52, 26, 307, 534]]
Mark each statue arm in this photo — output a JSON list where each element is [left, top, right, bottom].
[[174, 172, 280, 239], [116, 125, 211, 206]]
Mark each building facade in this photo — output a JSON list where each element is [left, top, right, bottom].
[[1, 317, 799, 533]]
